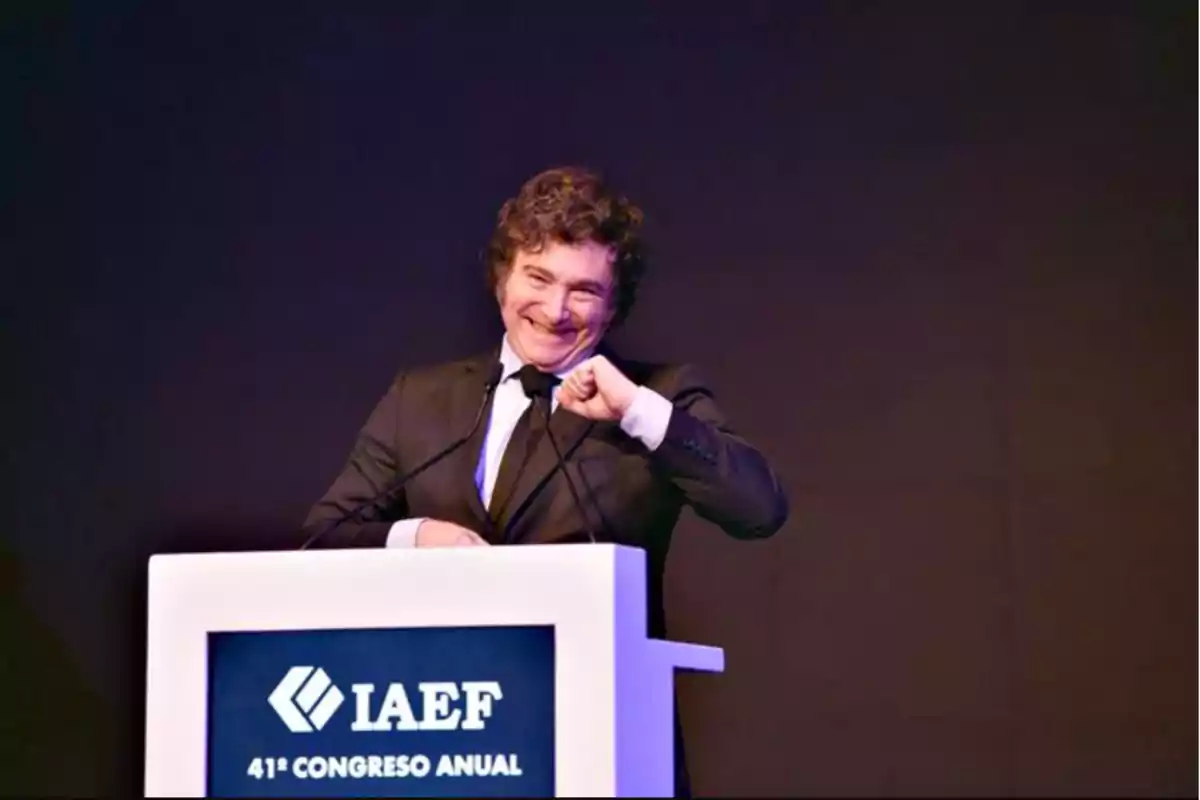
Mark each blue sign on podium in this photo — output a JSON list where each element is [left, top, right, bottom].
[[207, 625, 556, 797]]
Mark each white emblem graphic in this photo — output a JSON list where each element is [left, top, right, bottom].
[[268, 666, 345, 732]]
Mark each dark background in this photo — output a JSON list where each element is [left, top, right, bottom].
[[3, 1, 1194, 796]]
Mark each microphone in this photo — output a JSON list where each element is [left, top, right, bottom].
[[299, 362, 504, 550], [516, 365, 598, 545]]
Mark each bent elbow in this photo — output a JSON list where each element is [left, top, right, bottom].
[[714, 481, 789, 540], [765, 488, 790, 536], [746, 484, 789, 539]]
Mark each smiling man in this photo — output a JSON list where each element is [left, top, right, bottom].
[[300, 165, 789, 797]]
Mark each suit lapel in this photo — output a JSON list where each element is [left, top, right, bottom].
[[443, 350, 500, 534], [494, 404, 594, 538], [492, 341, 637, 538]]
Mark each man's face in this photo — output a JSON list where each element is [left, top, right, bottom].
[[496, 239, 616, 373]]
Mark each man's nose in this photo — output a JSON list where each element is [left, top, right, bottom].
[[543, 290, 570, 323]]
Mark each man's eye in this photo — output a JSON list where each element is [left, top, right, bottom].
[[528, 274, 548, 285]]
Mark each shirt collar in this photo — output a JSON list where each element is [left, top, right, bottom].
[[499, 335, 590, 383]]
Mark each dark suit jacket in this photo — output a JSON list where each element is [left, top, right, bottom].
[[301, 344, 788, 637], [300, 344, 788, 796]]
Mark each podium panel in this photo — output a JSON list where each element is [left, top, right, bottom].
[[208, 626, 555, 797], [145, 543, 723, 797]]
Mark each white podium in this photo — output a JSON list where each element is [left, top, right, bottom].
[[144, 543, 724, 797]]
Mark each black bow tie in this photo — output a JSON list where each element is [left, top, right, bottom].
[[514, 364, 560, 400]]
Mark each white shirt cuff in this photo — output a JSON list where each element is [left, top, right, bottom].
[[386, 518, 425, 548], [619, 385, 673, 452]]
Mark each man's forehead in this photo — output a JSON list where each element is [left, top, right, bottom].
[[515, 241, 615, 280]]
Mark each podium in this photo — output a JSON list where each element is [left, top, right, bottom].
[[144, 543, 724, 797]]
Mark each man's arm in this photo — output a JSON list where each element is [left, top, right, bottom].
[[299, 373, 409, 548], [644, 364, 789, 539]]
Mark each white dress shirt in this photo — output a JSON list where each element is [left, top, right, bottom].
[[386, 337, 674, 546]]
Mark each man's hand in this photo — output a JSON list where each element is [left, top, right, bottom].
[[415, 520, 489, 548], [557, 355, 638, 421]]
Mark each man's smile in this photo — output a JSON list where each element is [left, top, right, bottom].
[[525, 316, 574, 338]]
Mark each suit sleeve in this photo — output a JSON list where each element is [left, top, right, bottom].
[[648, 364, 789, 539], [299, 372, 408, 548]]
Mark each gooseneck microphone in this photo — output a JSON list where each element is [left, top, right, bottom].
[[516, 365, 598, 545], [299, 362, 504, 550]]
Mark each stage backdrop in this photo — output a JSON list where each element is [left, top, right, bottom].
[[3, 2, 1194, 796]]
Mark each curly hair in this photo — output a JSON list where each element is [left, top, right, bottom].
[[485, 166, 647, 326]]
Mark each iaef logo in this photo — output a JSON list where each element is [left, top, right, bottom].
[[269, 667, 504, 733], [269, 666, 345, 732]]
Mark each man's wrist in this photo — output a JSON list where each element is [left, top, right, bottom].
[[619, 385, 673, 451]]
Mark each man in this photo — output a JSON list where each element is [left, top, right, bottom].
[[301, 166, 789, 796]]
